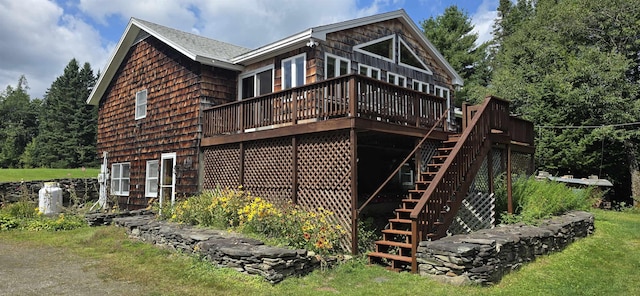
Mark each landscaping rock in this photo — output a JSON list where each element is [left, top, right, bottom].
[[416, 211, 594, 285]]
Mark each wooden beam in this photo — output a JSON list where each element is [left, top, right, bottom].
[[350, 128, 358, 255], [507, 143, 513, 214], [488, 147, 494, 194], [201, 117, 451, 146], [292, 136, 298, 204], [239, 142, 245, 186]]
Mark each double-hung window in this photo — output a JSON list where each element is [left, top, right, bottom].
[[282, 53, 306, 89], [135, 89, 147, 120], [111, 163, 130, 196], [325, 54, 350, 79], [412, 81, 430, 93], [145, 160, 159, 197]]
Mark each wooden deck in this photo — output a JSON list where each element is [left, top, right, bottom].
[[202, 74, 448, 140]]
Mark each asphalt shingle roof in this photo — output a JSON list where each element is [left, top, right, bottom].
[[133, 18, 251, 62]]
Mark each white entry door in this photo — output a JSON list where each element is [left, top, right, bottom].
[[160, 152, 176, 208]]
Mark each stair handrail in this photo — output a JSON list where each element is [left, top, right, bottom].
[[408, 97, 504, 273], [409, 97, 502, 221], [357, 108, 450, 214]]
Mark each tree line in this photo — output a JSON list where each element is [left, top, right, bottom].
[[2, 1, 638, 202], [0, 59, 98, 168], [424, 0, 640, 203]]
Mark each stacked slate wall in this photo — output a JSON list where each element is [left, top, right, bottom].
[[416, 211, 594, 285]]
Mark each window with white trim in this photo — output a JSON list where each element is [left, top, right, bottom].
[[111, 163, 130, 196], [412, 80, 430, 93], [399, 38, 432, 74], [354, 35, 395, 63], [358, 64, 380, 79], [239, 66, 273, 99], [434, 85, 450, 100], [387, 73, 406, 87], [325, 54, 350, 78], [145, 160, 159, 197], [135, 89, 147, 120], [282, 53, 306, 89]]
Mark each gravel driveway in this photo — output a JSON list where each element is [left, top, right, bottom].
[[0, 241, 145, 296]]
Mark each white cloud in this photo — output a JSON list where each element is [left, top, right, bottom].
[[0, 0, 386, 99], [470, 0, 498, 46], [78, 0, 381, 48], [0, 0, 111, 99]]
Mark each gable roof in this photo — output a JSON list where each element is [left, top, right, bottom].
[[87, 9, 462, 106], [231, 9, 463, 86], [87, 18, 251, 105]]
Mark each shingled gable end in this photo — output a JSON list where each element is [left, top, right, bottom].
[[88, 9, 534, 263]]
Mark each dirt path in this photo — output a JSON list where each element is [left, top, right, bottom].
[[0, 241, 146, 296]]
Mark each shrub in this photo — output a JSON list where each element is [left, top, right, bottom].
[[0, 201, 86, 231], [164, 188, 346, 254], [495, 174, 600, 224]]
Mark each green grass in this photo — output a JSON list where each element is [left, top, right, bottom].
[[1, 209, 638, 295], [0, 168, 100, 182]]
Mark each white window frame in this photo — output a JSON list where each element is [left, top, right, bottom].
[[387, 72, 407, 87], [398, 38, 433, 75], [358, 64, 381, 79], [135, 89, 147, 120], [281, 53, 306, 89], [354, 35, 396, 63], [412, 80, 430, 93], [145, 160, 159, 198], [238, 65, 274, 100], [324, 53, 351, 79], [434, 85, 452, 126], [111, 162, 130, 196]]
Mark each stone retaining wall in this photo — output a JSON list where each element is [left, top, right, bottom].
[[107, 213, 332, 284], [0, 178, 99, 205], [416, 211, 595, 285]]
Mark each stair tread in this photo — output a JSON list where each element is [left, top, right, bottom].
[[375, 240, 412, 248], [382, 229, 412, 235], [388, 218, 412, 223], [401, 198, 420, 203], [394, 208, 413, 213], [368, 252, 413, 263]]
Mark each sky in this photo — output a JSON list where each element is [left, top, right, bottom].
[[0, 0, 501, 100]]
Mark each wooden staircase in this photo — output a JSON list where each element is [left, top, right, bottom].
[[367, 96, 514, 272], [368, 134, 460, 270]]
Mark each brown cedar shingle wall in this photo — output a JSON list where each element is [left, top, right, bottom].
[[97, 36, 236, 209]]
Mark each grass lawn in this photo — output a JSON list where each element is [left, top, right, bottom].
[[1, 209, 638, 295], [0, 168, 100, 182]]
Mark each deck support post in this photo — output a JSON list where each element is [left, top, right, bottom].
[[488, 147, 494, 194], [239, 142, 245, 186], [350, 128, 358, 255], [292, 136, 298, 205], [507, 143, 513, 214]]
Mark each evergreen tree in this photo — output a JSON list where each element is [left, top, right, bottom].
[[491, 0, 640, 204], [0, 76, 40, 168], [31, 59, 98, 168], [421, 5, 490, 105]]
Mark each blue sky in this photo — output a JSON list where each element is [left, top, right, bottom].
[[0, 0, 500, 99]]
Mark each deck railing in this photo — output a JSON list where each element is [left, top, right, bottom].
[[202, 74, 447, 137], [409, 96, 511, 272]]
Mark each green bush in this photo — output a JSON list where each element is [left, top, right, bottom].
[[0, 201, 86, 231], [162, 188, 346, 254], [495, 174, 600, 224]]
